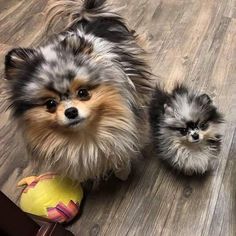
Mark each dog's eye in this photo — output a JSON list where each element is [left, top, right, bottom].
[[45, 99, 57, 112], [77, 88, 90, 101], [179, 128, 188, 136], [200, 123, 209, 130]]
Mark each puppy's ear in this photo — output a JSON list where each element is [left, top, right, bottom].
[[164, 103, 174, 116], [199, 94, 212, 105], [61, 34, 80, 51], [5, 48, 38, 80], [61, 34, 93, 54]]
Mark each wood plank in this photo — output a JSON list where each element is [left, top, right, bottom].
[[207, 128, 236, 236], [0, 0, 48, 46]]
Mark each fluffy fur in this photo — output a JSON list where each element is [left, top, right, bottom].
[[4, 0, 152, 182], [149, 85, 224, 175]]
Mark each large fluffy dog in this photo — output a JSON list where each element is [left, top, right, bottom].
[[4, 0, 152, 182]]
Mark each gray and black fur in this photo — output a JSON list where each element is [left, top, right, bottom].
[[149, 85, 224, 175]]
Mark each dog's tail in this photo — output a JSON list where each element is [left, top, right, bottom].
[[45, 0, 121, 33]]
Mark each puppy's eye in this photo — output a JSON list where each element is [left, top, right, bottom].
[[179, 128, 188, 136], [200, 123, 209, 130], [77, 88, 90, 101], [45, 99, 57, 112]]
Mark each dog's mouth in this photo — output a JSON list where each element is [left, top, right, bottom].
[[189, 139, 201, 143], [67, 118, 85, 128]]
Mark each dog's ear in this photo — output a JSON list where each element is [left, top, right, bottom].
[[61, 34, 80, 51], [199, 94, 212, 105], [164, 103, 174, 116], [5, 48, 38, 80], [61, 34, 93, 55]]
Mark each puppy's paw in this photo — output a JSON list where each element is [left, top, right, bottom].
[[115, 166, 131, 181]]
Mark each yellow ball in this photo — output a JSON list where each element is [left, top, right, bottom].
[[18, 173, 83, 223]]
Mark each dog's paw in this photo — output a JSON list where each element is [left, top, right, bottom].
[[115, 166, 131, 181]]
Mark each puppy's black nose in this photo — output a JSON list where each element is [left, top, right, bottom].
[[65, 107, 78, 119], [192, 133, 199, 140]]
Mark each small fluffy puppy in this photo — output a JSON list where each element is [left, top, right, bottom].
[[4, 0, 152, 182], [149, 85, 224, 175]]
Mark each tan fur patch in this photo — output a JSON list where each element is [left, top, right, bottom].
[[69, 77, 89, 93], [36, 89, 59, 102]]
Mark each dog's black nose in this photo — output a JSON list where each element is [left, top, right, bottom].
[[192, 133, 199, 140], [65, 107, 78, 119]]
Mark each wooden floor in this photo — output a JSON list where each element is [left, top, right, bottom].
[[0, 0, 236, 235]]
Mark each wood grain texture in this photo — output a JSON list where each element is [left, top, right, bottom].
[[0, 0, 235, 235]]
